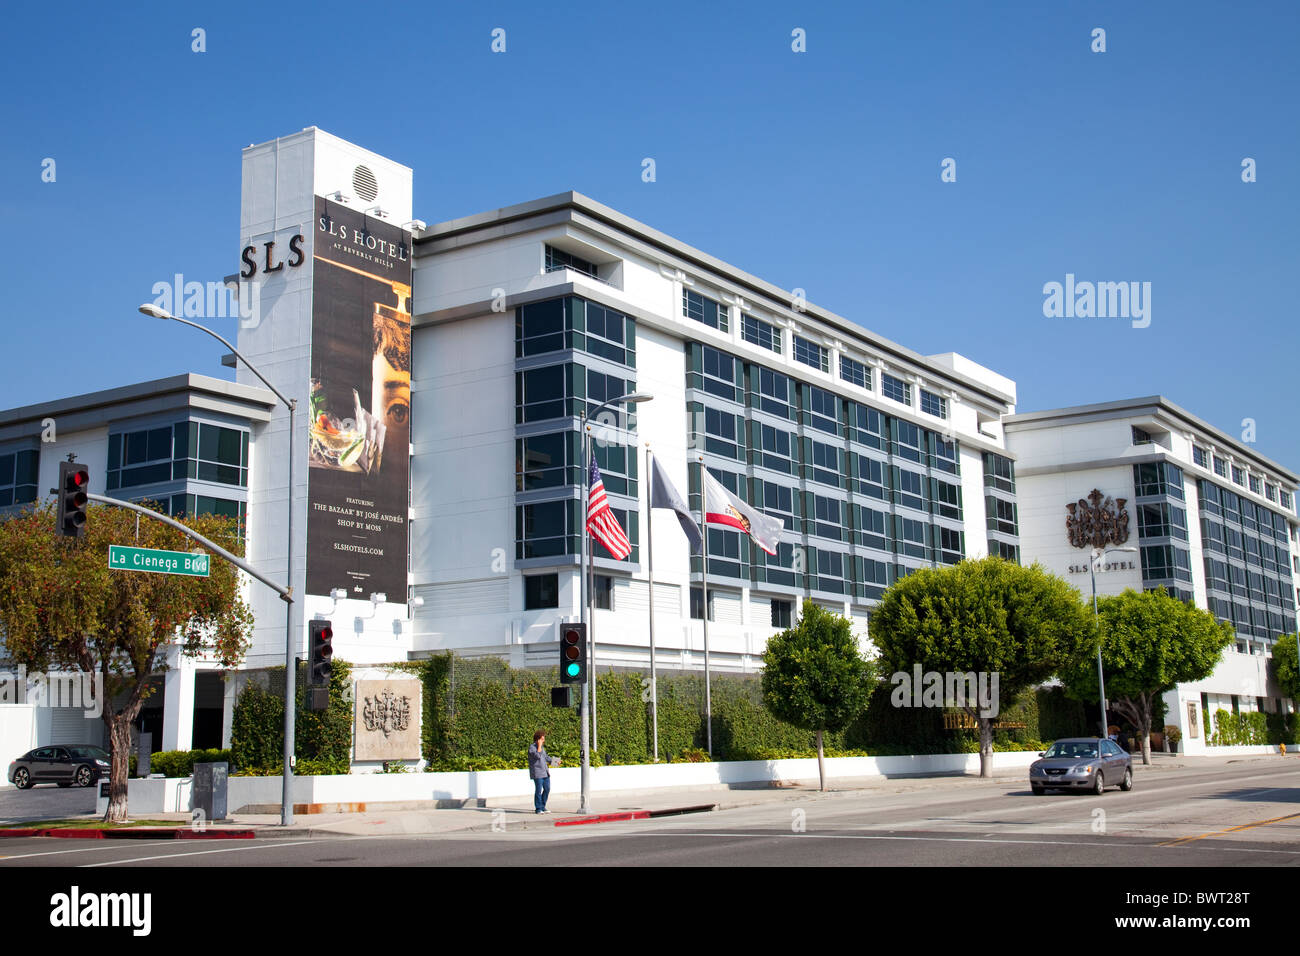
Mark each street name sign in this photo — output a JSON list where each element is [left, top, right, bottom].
[[108, 545, 210, 577]]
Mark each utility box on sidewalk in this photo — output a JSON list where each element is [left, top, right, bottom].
[[95, 779, 111, 817], [192, 762, 229, 823]]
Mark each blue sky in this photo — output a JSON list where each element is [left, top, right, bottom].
[[2, 1, 1297, 469]]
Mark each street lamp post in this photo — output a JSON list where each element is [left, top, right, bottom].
[[139, 304, 300, 827], [578, 390, 652, 815], [1090, 545, 1138, 738]]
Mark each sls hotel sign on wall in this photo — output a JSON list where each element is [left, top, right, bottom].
[[1065, 489, 1134, 574]]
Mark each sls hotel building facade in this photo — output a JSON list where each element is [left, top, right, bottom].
[[0, 127, 1296, 759]]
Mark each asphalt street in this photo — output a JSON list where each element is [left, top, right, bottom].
[[3, 757, 1298, 866]]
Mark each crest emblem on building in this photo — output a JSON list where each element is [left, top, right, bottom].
[[362, 687, 411, 737], [1065, 489, 1130, 549]]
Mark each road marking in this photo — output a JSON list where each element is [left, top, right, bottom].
[[0, 844, 130, 861], [79, 836, 372, 867], [1158, 810, 1300, 847], [607, 829, 1300, 856], [80, 840, 319, 866]]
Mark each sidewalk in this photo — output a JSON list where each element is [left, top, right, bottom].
[[123, 752, 1207, 839]]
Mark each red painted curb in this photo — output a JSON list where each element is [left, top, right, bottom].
[[554, 810, 651, 827], [0, 827, 255, 840]]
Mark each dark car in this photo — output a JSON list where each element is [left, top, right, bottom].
[[7, 745, 109, 789], [1029, 737, 1132, 795]]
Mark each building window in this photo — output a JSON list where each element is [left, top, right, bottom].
[[933, 479, 962, 520], [936, 525, 964, 564], [989, 539, 1020, 562], [1232, 465, 1244, 486], [524, 574, 559, 610], [881, 373, 910, 406], [517, 432, 578, 492], [793, 335, 829, 373], [770, 599, 792, 629], [544, 245, 600, 278], [894, 468, 925, 511], [684, 289, 728, 332], [851, 454, 887, 501], [698, 405, 742, 460], [690, 586, 714, 621], [1137, 502, 1188, 540], [983, 453, 1015, 493], [690, 345, 741, 403], [1192, 446, 1209, 469], [892, 420, 923, 463], [1213, 456, 1228, 478], [741, 314, 781, 353], [517, 297, 635, 366], [0, 449, 39, 507], [593, 574, 613, 610], [517, 500, 578, 559], [170, 494, 247, 536], [810, 494, 844, 541], [853, 505, 887, 551], [931, 434, 959, 475], [1133, 462, 1185, 500], [805, 386, 839, 436], [584, 367, 634, 420], [896, 516, 928, 560], [752, 366, 794, 419], [1265, 483, 1277, 502], [760, 481, 799, 532], [583, 301, 633, 365], [1248, 474, 1261, 495], [921, 390, 948, 420], [1131, 426, 1153, 446], [839, 355, 870, 390], [846, 404, 884, 449], [754, 422, 795, 473], [987, 497, 1018, 535], [808, 440, 842, 488], [814, 549, 846, 593]]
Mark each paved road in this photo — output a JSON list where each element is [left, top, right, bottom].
[[3, 757, 1298, 867], [0, 783, 95, 824]]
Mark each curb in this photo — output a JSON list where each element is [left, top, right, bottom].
[[0, 827, 256, 840], [553, 804, 717, 827]]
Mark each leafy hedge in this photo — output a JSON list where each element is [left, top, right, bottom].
[[229, 658, 353, 774], [149, 749, 235, 778], [1204, 708, 1269, 746], [412, 654, 1044, 766]]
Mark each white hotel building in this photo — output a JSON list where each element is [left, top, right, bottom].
[[1005, 398, 1300, 753], [0, 127, 1296, 764]]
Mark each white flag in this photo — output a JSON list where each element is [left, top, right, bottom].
[[701, 469, 783, 556]]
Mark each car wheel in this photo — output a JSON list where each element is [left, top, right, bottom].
[[73, 765, 94, 788], [13, 768, 31, 790], [1120, 767, 1133, 791], [1093, 771, 1106, 796], [1031, 784, 1045, 795]]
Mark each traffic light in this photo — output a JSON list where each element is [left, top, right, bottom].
[[308, 619, 334, 689], [559, 623, 586, 685], [55, 461, 89, 538]]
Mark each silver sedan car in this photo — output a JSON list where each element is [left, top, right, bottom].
[[1029, 737, 1132, 795]]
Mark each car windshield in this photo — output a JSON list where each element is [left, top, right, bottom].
[[68, 747, 108, 760], [1044, 742, 1098, 759]]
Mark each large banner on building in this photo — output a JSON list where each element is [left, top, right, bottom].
[[305, 197, 411, 600]]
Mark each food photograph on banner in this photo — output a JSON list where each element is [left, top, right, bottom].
[[306, 196, 412, 601]]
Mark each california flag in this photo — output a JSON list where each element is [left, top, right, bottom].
[[701, 468, 783, 556]]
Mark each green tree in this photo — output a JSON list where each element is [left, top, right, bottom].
[[870, 557, 1091, 777], [761, 600, 873, 791], [1269, 634, 1300, 705], [1060, 588, 1233, 765], [0, 501, 253, 821]]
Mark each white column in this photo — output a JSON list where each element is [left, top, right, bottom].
[[161, 647, 195, 752]]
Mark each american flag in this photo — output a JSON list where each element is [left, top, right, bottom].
[[587, 454, 632, 559]]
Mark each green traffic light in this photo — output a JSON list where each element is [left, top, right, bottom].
[[566, 663, 580, 677]]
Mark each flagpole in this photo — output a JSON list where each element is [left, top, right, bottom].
[[579, 424, 591, 815], [588, 436, 597, 757], [646, 444, 658, 762], [698, 455, 712, 757]]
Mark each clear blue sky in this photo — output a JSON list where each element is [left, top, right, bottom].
[[2, 1, 1297, 470]]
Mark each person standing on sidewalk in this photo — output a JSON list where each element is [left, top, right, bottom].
[[529, 730, 561, 814]]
